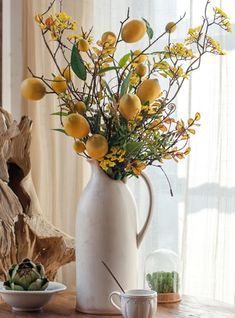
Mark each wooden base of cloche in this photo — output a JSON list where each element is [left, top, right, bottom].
[[157, 292, 181, 304]]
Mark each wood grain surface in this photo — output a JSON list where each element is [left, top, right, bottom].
[[0, 292, 234, 317]]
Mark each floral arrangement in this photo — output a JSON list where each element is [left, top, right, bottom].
[[21, 0, 231, 180]]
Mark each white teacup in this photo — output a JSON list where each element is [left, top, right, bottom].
[[109, 289, 157, 318]]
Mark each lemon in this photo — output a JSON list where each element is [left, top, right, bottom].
[[62, 67, 73, 82], [74, 101, 86, 114], [21, 78, 46, 101], [121, 19, 146, 43], [135, 63, 147, 77], [165, 22, 177, 33], [119, 93, 142, 120], [101, 32, 116, 45], [137, 79, 161, 104], [86, 134, 108, 159], [64, 113, 90, 138], [51, 75, 67, 93], [78, 39, 90, 52], [73, 141, 86, 153]]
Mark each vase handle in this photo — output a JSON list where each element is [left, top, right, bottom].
[[136, 172, 154, 248]]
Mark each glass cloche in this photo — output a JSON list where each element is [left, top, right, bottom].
[[144, 249, 181, 303]]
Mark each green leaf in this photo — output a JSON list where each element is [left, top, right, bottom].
[[188, 128, 196, 134], [125, 141, 143, 156], [71, 45, 87, 81], [118, 53, 131, 68], [98, 66, 121, 74], [52, 128, 68, 135], [142, 18, 154, 41], [120, 71, 132, 97], [84, 95, 91, 106], [50, 112, 68, 116], [103, 80, 114, 99]]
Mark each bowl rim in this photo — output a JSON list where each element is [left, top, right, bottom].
[[0, 281, 66, 295]]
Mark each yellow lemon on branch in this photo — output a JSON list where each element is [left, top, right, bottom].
[[64, 113, 90, 138], [51, 75, 67, 93], [73, 141, 86, 153], [136, 79, 161, 104], [62, 67, 73, 82], [135, 63, 147, 77], [86, 134, 108, 159], [21, 78, 46, 101], [121, 19, 146, 43], [78, 39, 90, 52], [119, 93, 142, 120], [165, 22, 177, 33], [74, 101, 86, 114]]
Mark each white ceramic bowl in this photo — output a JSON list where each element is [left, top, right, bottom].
[[0, 281, 66, 311]]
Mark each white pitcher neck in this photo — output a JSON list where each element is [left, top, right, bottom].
[[87, 159, 118, 183]]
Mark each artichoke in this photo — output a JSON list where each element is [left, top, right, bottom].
[[4, 258, 49, 291]]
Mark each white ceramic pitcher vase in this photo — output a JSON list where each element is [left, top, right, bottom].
[[76, 160, 154, 315]]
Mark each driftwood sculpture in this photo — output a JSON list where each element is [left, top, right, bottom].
[[0, 108, 75, 280]]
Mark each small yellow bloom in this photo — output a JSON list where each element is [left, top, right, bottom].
[[35, 14, 43, 23], [71, 21, 78, 31], [214, 7, 228, 19], [169, 66, 189, 79], [154, 61, 170, 70], [67, 34, 80, 41], [214, 7, 231, 32], [206, 35, 225, 55], [165, 43, 194, 59], [39, 23, 47, 30], [79, 33, 94, 44], [130, 73, 140, 86], [56, 11, 71, 22], [185, 25, 202, 44], [99, 147, 126, 171], [99, 159, 116, 171], [125, 160, 147, 176]]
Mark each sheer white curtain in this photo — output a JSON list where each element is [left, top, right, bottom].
[[3, 0, 235, 304]]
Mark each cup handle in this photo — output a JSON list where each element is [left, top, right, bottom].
[[109, 291, 121, 311]]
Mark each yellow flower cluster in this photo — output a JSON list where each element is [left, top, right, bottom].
[[165, 43, 194, 59], [153, 60, 188, 79], [214, 7, 232, 32], [99, 147, 126, 171], [92, 35, 116, 72], [169, 66, 188, 79], [131, 50, 147, 67], [125, 160, 146, 176], [185, 26, 202, 44], [130, 73, 140, 86], [35, 12, 77, 40], [206, 35, 225, 55], [163, 147, 191, 161], [141, 104, 157, 115], [214, 7, 228, 19], [67, 33, 93, 44], [153, 60, 170, 71]]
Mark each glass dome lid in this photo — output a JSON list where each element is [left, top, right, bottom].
[[145, 248, 181, 304], [145, 248, 179, 272]]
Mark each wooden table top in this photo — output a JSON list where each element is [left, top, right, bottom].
[[0, 291, 234, 317]]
